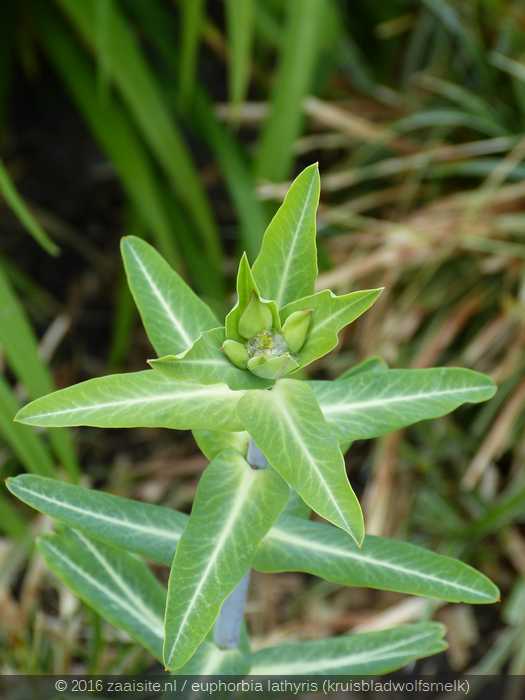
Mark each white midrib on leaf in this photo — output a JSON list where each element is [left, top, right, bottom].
[[251, 629, 437, 674], [165, 469, 255, 665], [272, 392, 352, 535], [23, 384, 236, 421], [268, 527, 490, 599], [321, 385, 488, 416], [74, 530, 164, 632], [274, 177, 315, 307], [128, 243, 193, 347], [42, 539, 164, 639], [13, 483, 181, 542]]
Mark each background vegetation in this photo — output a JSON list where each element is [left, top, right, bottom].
[[1, 0, 525, 678]]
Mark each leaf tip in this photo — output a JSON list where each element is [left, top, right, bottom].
[[13, 406, 29, 424]]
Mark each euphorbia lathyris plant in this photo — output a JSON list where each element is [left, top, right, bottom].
[[8, 164, 499, 675]]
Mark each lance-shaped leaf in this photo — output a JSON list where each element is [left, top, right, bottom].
[[238, 379, 364, 544], [149, 327, 269, 390], [7, 474, 187, 560], [311, 367, 496, 443], [163, 450, 289, 671], [225, 254, 279, 341], [259, 516, 500, 604], [15, 371, 244, 432], [38, 528, 166, 660], [250, 622, 446, 675], [252, 164, 320, 307], [9, 476, 500, 604], [121, 236, 218, 356], [281, 288, 382, 370]]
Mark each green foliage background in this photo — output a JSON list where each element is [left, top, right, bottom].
[[1, 0, 525, 677]]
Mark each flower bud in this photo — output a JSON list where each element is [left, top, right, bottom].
[[247, 353, 299, 379], [238, 294, 273, 339], [222, 339, 249, 369], [281, 309, 313, 353]]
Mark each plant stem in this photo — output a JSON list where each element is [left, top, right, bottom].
[[212, 438, 267, 648], [213, 572, 251, 649], [246, 438, 268, 469]]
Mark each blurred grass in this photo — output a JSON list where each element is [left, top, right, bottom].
[[1, 0, 525, 678]]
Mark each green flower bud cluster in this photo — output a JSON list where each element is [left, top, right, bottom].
[[223, 293, 312, 380]]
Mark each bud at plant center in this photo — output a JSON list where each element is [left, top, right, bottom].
[[222, 339, 249, 369], [247, 353, 299, 379], [282, 309, 313, 353], [238, 294, 273, 339]]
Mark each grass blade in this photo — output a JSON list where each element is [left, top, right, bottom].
[[177, 0, 204, 109], [0, 158, 59, 256], [225, 0, 254, 109], [58, 0, 224, 296], [0, 266, 78, 478], [255, 0, 324, 181], [0, 376, 55, 477]]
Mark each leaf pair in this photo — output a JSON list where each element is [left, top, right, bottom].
[[8, 475, 499, 607], [14, 364, 496, 551]]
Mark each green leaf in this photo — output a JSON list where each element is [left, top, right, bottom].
[[260, 516, 500, 604], [339, 355, 388, 380], [0, 486, 27, 538], [150, 327, 269, 390], [37, 8, 182, 274], [0, 158, 59, 256], [15, 371, 244, 432], [311, 368, 497, 443], [177, 639, 250, 675], [250, 622, 446, 675], [225, 0, 254, 109], [0, 266, 78, 478], [281, 288, 382, 370], [177, 0, 204, 108], [9, 476, 499, 604], [252, 164, 320, 307], [0, 376, 55, 476], [163, 450, 288, 670], [192, 429, 250, 461], [225, 254, 280, 342], [255, 1, 324, 181], [191, 89, 267, 260], [121, 236, 218, 357], [7, 474, 186, 560], [280, 491, 310, 520], [38, 528, 165, 660], [58, 0, 224, 296], [176, 624, 251, 675], [238, 379, 364, 544]]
